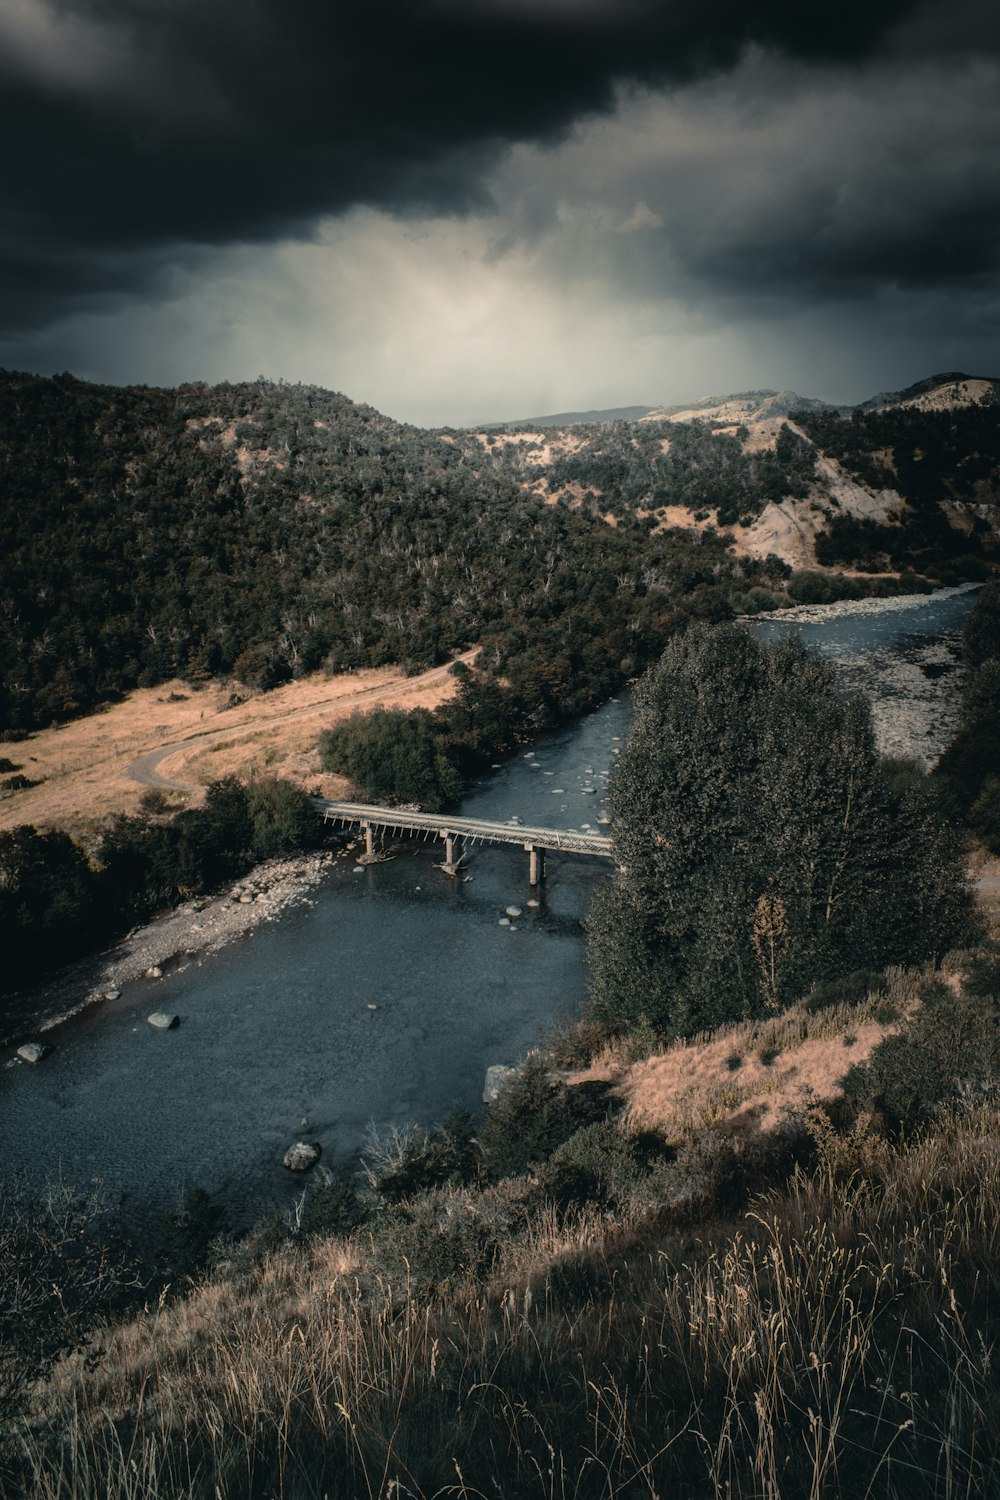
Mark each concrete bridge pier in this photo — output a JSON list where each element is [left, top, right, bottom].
[[440, 831, 465, 876], [527, 845, 547, 886]]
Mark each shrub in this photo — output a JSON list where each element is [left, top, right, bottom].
[[844, 977, 1000, 1131], [805, 968, 887, 1012], [544, 1249, 614, 1310], [539, 1120, 647, 1212], [0, 1178, 142, 1427], [368, 1180, 536, 1296], [154, 1187, 227, 1285], [319, 707, 464, 810], [361, 1108, 479, 1204], [478, 1055, 614, 1179], [651, 1121, 809, 1220], [299, 1169, 361, 1238], [248, 776, 321, 858]]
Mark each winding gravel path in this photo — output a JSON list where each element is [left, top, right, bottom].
[[126, 653, 478, 793]]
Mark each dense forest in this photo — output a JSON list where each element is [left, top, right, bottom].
[[0, 370, 792, 734], [2, 371, 997, 739], [469, 416, 818, 525], [801, 398, 1000, 573]]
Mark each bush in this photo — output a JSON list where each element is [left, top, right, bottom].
[[539, 1120, 647, 1212], [844, 976, 1000, 1131], [650, 1121, 809, 1220], [543, 1249, 613, 1309], [154, 1187, 226, 1285], [478, 1055, 614, 1179], [299, 1169, 362, 1238], [319, 707, 464, 809], [0, 1178, 142, 1427], [361, 1108, 479, 1204], [248, 776, 321, 858], [805, 968, 887, 1013], [368, 1180, 536, 1296]]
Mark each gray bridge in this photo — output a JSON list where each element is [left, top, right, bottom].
[[315, 799, 614, 884]]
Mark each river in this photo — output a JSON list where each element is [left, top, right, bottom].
[[0, 585, 978, 1233]]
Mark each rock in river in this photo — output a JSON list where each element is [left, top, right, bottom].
[[483, 1064, 519, 1103], [17, 1041, 48, 1064], [283, 1141, 322, 1172], [148, 1012, 179, 1030]]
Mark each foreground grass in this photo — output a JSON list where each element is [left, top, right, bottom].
[[7, 1097, 1000, 1500]]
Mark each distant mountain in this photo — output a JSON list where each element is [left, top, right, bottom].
[[477, 404, 655, 429], [645, 389, 842, 424], [858, 372, 1000, 413], [462, 373, 999, 577], [476, 374, 1000, 434]]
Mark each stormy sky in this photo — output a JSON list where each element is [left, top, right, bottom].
[[2, 0, 999, 426]]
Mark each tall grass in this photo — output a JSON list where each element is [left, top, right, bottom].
[[7, 1104, 1000, 1499]]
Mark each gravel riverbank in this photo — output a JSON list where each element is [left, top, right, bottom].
[[3, 848, 343, 1050]]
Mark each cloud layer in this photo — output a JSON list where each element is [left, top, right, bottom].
[[3, 0, 999, 418]]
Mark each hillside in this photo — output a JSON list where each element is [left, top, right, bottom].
[[465, 370, 1000, 574], [0, 371, 773, 736], [1, 369, 996, 741]]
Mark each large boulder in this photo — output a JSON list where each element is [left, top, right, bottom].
[[283, 1141, 322, 1172], [148, 1012, 179, 1030], [16, 1041, 48, 1064], [483, 1064, 519, 1104]]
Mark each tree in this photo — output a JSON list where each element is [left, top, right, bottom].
[[587, 623, 974, 1037], [319, 708, 463, 809], [248, 776, 320, 857], [0, 825, 97, 994]]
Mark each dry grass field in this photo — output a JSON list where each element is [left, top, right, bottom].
[[0, 655, 473, 840]]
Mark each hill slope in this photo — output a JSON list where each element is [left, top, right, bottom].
[[1, 368, 996, 736], [463, 371, 999, 573], [0, 371, 767, 734]]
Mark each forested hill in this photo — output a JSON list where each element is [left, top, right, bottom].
[[461, 371, 1000, 575], [0, 370, 786, 733], [1, 368, 996, 735]]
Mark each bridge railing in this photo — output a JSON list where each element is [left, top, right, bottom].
[[313, 798, 614, 859]]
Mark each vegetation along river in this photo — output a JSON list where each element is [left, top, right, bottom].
[[1, 585, 979, 1233]]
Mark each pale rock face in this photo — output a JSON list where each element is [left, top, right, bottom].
[[483, 1064, 519, 1103], [283, 1141, 322, 1171]]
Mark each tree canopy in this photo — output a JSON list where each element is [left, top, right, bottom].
[[587, 624, 975, 1036]]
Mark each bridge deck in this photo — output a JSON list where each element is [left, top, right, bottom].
[[315, 799, 613, 859]]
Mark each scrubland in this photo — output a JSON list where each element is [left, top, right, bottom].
[[5, 954, 1000, 1500]]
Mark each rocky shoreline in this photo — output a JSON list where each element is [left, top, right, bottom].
[[3, 848, 342, 1050]]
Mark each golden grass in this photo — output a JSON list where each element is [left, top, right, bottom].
[[572, 967, 926, 1144], [11, 1104, 1000, 1499], [0, 656, 472, 840]]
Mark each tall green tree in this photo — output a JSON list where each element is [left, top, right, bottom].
[[587, 624, 974, 1036]]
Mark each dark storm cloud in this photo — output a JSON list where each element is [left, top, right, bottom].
[[1, 0, 984, 335]]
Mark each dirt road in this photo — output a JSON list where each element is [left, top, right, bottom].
[[126, 653, 477, 794]]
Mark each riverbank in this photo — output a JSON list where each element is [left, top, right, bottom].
[[3, 846, 346, 1051], [745, 578, 981, 626]]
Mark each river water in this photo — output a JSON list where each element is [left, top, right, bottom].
[[0, 585, 978, 1232]]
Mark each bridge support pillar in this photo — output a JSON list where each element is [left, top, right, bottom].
[[364, 824, 374, 861], [441, 832, 463, 875], [528, 846, 546, 886]]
